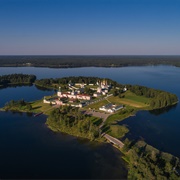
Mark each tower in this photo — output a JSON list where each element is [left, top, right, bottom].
[[57, 86, 62, 96]]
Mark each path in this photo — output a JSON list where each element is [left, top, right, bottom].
[[84, 106, 124, 149], [102, 133, 124, 148]]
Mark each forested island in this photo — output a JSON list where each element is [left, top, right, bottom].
[[0, 55, 180, 68], [0, 74, 36, 88], [1, 74, 180, 179]]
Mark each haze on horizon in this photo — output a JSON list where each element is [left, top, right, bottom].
[[0, 0, 180, 56]]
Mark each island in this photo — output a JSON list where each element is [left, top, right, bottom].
[[1, 75, 180, 179]]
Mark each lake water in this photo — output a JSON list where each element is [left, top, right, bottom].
[[0, 111, 127, 179], [0, 65, 180, 178]]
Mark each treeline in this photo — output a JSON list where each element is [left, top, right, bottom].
[[0, 74, 36, 87], [123, 140, 180, 180], [0, 55, 180, 68], [35, 76, 117, 88], [46, 106, 102, 140], [127, 85, 178, 109], [4, 99, 32, 111]]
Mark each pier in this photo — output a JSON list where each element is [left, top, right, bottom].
[[34, 112, 43, 117]]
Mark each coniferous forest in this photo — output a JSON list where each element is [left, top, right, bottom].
[[0, 55, 180, 68], [46, 106, 101, 141], [127, 85, 178, 109], [0, 74, 36, 87]]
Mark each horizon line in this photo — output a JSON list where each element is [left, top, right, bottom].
[[0, 54, 180, 56]]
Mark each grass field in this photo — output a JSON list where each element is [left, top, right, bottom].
[[30, 99, 57, 115], [83, 91, 149, 126], [108, 124, 129, 138], [124, 91, 150, 103], [85, 91, 149, 113], [108, 91, 150, 108], [105, 106, 136, 125]]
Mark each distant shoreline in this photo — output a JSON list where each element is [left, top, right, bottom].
[[0, 55, 180, 68]]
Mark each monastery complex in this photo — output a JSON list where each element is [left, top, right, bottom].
[[43, 79, 124, 112]]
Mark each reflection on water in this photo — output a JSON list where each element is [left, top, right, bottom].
[[0, 111, 127, 179], [35, 84, 56, 92], [0, 85, 54, 108], [149, 104, 178, 116], [0, 83, 33, 90], [119, 107, 180, 157]]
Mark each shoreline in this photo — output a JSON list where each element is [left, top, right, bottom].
[[0, 64, 180, 69], [2, 104, 180, 179], [0, 55, 180, 69]]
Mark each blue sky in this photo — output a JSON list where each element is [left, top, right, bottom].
[[0, 0, 180, 55]]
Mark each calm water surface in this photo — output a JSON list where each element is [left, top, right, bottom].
[[0, 86, 54, 108], [0, 65, 180, 178], [0, 111, 127, 179]]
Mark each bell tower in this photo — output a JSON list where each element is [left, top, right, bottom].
[[57, 86, 62, 96]]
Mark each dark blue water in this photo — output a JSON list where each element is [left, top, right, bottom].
[[0, 85, 54, 108], [118, 106, 180, 155], [0, 67, 128, 179], [0, 65, 180, 178], [0, 111, 127, 179]]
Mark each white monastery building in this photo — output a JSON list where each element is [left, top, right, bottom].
[[57, 87, 91, 100]]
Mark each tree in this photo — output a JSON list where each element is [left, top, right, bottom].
[[26, 104, 32, 111], [123, 138, 131, 152], [151, 150, 157, 162], [113, 89, 118, 96]]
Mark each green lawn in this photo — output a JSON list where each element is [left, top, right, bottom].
[[108, 92, 150, 108], [108, 124, 129, 138], [30, 99, 56, 115], [124, 91, 150, 104], [85, 91, 150, 110], [105, 106, 136, 125]]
